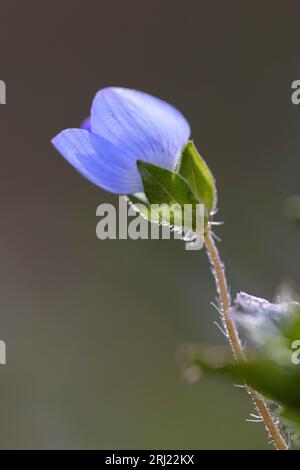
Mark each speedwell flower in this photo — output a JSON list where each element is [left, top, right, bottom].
[[52, 87, 190, 194]]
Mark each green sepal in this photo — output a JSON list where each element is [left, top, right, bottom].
[[178, 140, 216, 215], [136, 160, 206, 230]]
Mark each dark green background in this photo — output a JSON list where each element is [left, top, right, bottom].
[[0, 0, 299, 449]]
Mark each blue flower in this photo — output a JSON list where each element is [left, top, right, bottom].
[[52, 87, 190, 194]]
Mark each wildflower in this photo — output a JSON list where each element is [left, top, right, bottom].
[[52, 87, 190, 195]]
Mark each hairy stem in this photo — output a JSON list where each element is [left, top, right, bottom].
[[204, 227, 288, 451]]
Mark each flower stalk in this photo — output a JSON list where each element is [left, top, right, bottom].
[[204, 227, 289, 450]]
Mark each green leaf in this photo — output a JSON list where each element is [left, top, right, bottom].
[[280, 407, 300, 440], [178, 141, 216, 215], [137, 160, 206, 230], [222, 361, 300, 409], [191, 350, 300, 410], [137, 160, 198, 206]]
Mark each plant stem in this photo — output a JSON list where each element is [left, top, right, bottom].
[[204, 227, 289, 450]]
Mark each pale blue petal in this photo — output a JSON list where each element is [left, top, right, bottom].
[[81, 117, 91, 131], [91, 87, 190, 171], [51, 129, 144, 194]]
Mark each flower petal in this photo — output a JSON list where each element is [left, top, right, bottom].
[[51, 129, 144, 194], [91, 87, 190, 171], [81, 117, 91, 131]]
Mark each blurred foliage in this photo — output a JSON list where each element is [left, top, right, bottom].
[[283, 196, 300, 224], [128, 142, 216, 231], [183, 293, 300, 447]]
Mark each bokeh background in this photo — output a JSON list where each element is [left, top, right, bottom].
[[0, 0, 299, 449]]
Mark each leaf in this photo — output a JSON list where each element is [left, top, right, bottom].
[[137, 160, 206, 230], [280, 407, 300, 440], [222, 361, 300, 409], [137, 160, 198, 206], [190, 350, 300, 410], [178, 141, 217, 215]]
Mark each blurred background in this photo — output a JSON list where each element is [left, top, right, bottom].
[[0, 0, 299, 449]]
